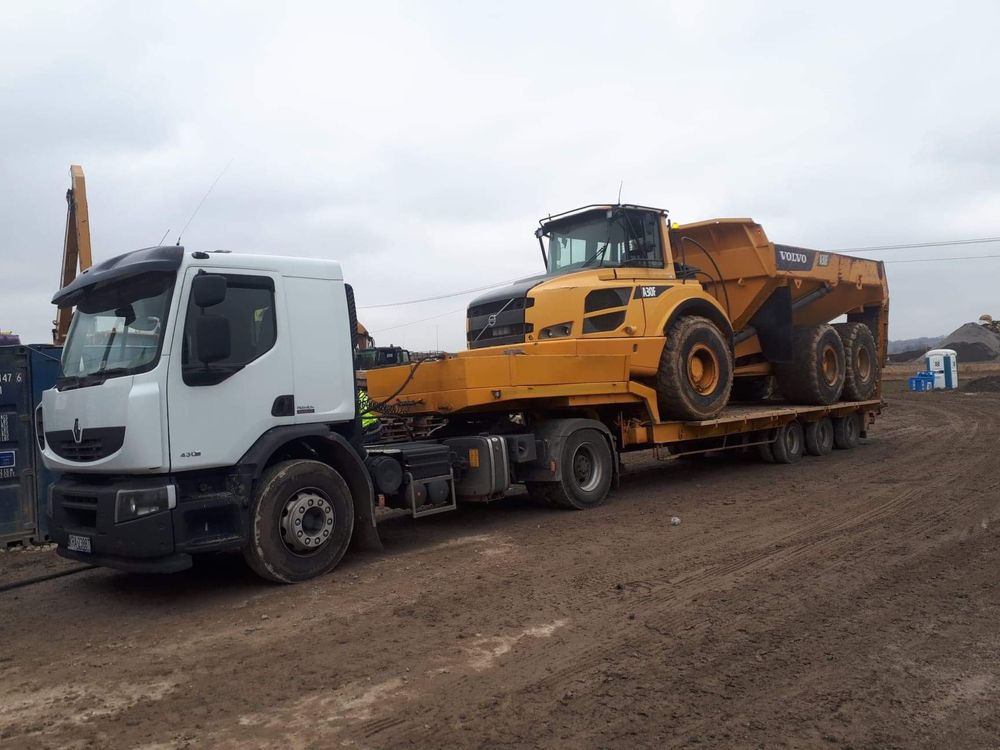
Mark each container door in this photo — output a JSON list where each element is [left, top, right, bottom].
[[0, 348, 37, 546]]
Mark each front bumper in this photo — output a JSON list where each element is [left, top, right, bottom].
[[49, 473, 248, 574]]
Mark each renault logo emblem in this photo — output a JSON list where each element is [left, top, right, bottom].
[[72, 418, 83, 444]]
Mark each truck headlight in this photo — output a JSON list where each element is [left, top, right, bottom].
[[115, 485, 177, 523]]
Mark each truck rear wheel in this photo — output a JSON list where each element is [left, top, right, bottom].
[[770, 421, 805, 464], [531, 429, 613, 510], [243, 459, 355, 583], [731, 375, 775, 402], [833, 322, 879, 401], [774, 324, 845, 405], [804, 417, 834, 456], [833, 413, 862, 449], [657, 316, 733, 420]]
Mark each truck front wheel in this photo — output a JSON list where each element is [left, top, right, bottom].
[[243, 459, 355, 583], [657, 316, 734, 420]]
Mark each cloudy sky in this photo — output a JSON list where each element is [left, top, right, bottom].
[[3, 1, 999, 350]]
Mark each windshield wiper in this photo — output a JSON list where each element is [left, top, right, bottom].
[[580, 242, 610, 268]]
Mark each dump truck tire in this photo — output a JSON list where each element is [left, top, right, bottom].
[[833, 413, 862, 449], [657, 316, 733, 420], [833, 322, 879, 401], [804, 417, 835, 456], [770, 421, 805, 463], [731, 375, 775, 402], [243, 459, 354, 583], [532, 428, 613, 510], [774, 324, 845, 405]]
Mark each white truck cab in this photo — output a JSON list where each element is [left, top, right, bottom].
[[41, 245, 382, 580]]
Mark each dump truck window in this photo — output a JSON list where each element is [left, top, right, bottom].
[[545, 211, 662, 274]]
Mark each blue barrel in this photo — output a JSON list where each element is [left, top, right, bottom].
[[0, 345, 62, 546]]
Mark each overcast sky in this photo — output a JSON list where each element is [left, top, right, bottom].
[[2, 1, 999, 350]]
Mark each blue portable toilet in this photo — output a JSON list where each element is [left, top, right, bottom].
[[924, 348, 959, 390], [0, 344, 62, 546]]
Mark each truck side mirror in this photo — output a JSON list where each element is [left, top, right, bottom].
[[192, 274, 227, 308], [195, 315, 231, 364]]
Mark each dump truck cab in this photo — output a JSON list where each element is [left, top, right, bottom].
[[467, 204, 725, 350]]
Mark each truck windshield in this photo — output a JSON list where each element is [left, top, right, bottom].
[[544, 210, 662, 275], [59, 271, 175, 385]]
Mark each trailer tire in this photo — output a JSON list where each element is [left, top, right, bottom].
[[731, 375, 775, 402], [804, 417, 835, 456], [770, 421, 805, 464], [775, 324, 845, 405], [243, 459, 354, 583], [833, 413, 862, 450], [657, 316, 733, 420], [833, 322, 879, 401], [534, 429, 613, 510]]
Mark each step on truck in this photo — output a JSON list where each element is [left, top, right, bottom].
[[41, 204, 888, 582]]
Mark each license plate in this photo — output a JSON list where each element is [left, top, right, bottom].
[[67, 534, 92, 553]]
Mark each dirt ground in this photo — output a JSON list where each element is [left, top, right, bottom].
[[2, 385, 999, 749]]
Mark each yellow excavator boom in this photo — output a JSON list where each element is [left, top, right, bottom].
[[54, 165, 93, 344]]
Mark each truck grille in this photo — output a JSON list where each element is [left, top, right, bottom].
[[46, 426, 126, 462], [467, 297, 534, 349]]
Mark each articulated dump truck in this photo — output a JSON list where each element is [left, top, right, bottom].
[[41, 203, 887, 582]]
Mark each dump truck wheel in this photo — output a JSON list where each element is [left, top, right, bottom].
[[534, 429, 613, 510], [770, 421, 805, 464], [243, 459, 354, 583], [657, 316, 733, 420], [774, 324, 845, 405], [804, 417, 834, 456], [833, 413, 862, 449], [731, 375, 775, 402], [833, 322, 879, 401]]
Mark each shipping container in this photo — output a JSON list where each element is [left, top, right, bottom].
[[0, 345, 62, 546]]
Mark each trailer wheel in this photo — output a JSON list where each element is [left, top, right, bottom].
[[534, 429, 613, 510], [243, 459, 355, 583], [657, 316, 734, 420], [804, 417, 834, 456], [770, 421, 805, 464], [774, 324, 845, 405], [833, 322, 879, 401], [731, 375, 775, 402], [833, 413, 862, 450]]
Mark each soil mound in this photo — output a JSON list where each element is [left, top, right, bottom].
[[939, 323, 1000, 362], [963, 375, 1000, 392]]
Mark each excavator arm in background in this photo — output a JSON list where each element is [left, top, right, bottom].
[[53, 165, 93, 344]]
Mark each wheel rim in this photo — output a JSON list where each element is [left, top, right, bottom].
[[856, 346, 872, 382], [280, 487, 336, 555], [687, 344, 720, 395], [821, 345, 839, 385], [786, 427, 801, 454], [571, 444, 603, 493]]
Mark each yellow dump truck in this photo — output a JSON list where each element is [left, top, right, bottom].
[[368, 203, 888, 510]]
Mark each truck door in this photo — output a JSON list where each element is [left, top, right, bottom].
[[166, 268, 293, 472]]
